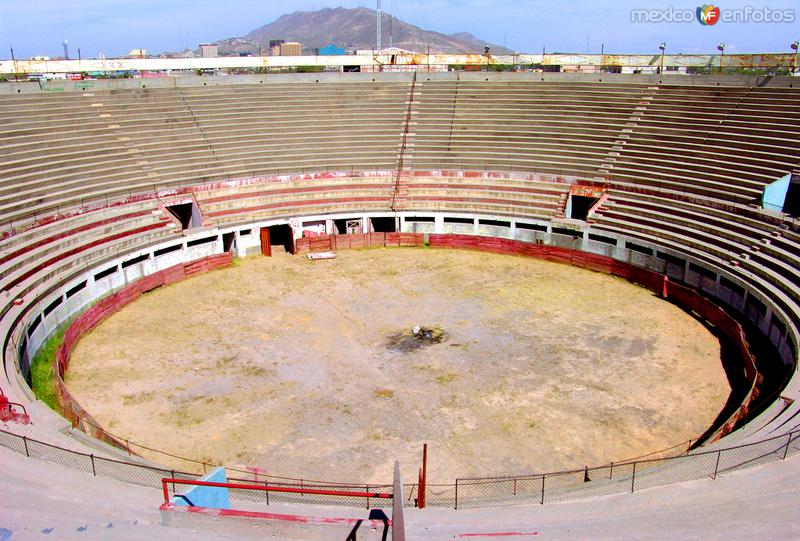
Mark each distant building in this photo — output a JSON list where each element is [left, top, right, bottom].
[[269, 40, 285, 56], [279, 42, 302, 56], [128, 49, 147, 59], [318, 44, 346, 56], [199, 44, 219, 58]]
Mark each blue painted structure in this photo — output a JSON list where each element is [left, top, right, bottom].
[[319, 44, 346, 56], [171, 467, 230, 509], [762, 173, 791, 211]]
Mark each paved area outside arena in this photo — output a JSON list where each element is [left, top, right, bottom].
[[66, 249, 728, 484], [1, 442, 798, 540]]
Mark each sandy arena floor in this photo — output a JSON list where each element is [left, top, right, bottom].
[[66, 248, 729, 484]]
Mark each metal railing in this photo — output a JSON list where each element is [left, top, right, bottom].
[[451, 428, 800, 509], [2, 426, 799, 509], [161, 477, 394, 508]]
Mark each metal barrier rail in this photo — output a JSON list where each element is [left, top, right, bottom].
[[452, 429, 800, 509], [2, 426, 799, 510], [161, 477, 393, 506]]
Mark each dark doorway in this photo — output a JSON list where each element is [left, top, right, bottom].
[[165, 202, 202, 230], [334, 218, 362, 235], [371, 217, 397, 233], [569, 195, 599, 221], [268, 224, 294, 255], [222, 232, 235, 253], [784, 180, 800, 216]]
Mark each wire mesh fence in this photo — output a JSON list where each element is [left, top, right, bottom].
[[2, 426, 799, 510], [452, 428, 800, 509]]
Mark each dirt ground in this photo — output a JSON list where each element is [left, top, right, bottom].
[[66, 248, 729, 484]]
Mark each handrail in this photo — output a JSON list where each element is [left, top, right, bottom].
[[160, 477, 393, 506]]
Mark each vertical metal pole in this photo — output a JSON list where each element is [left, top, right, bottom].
[[540, 475, 545, 505], [366, 484, 370, 509], [713, 450, 721, 479], [419, 443, 428, 509], [782, 433, 792, 460], [391, 461, 407, 541], [90, 454, 96, 476], [513, 478, 517, 496], [631, 462, 637, 493], [454, 479, 459, 510], [264, 481, 270, 505], [609, 462, 614, 479], [22, 435, 29, 457]]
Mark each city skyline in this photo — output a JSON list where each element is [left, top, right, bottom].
[[1, 0, 798, 59]]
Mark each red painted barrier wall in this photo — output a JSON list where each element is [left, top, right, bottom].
[[52, 253, 233, 451], [295, 232, 424, 253], [298, 232, 760, 442], [47, 235, 759, 452]]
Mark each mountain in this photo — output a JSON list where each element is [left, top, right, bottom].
[[214, 7, 512, 55]]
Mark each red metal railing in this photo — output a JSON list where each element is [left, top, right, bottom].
[[161, 478, 393, 506]]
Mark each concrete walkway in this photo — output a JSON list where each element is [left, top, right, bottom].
[[1, 445, 798, 540]]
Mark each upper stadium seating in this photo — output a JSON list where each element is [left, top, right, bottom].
[[0, 72, 798, 495]]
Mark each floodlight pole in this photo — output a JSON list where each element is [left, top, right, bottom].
[[792, 41, 799, 75], [10, 47, 18, 82], [659, 42, 666, 74], [717, 43, 726, 74], [377, 0, 382, 52]]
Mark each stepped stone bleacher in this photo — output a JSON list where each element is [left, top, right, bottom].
[[0, 73, 798, 501]]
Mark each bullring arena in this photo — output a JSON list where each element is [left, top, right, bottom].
[[1, 71, 799, 539]]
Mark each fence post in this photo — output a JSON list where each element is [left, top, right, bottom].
[[513, 478, 517, 496], [22, 435, 29, 457], [782, 433, 792, 460], [264, 481, 270, 505], [609, 462, 614, 479], [366, 484, 370, 509], [171, 470, 176, 496], [713, 450, 721, 479], [90, 454, 96, 476], [454, 479, 459, 510], [631, 462, 637, 493], [540, 474, 545, 505]]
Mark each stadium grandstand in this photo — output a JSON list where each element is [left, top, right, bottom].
[[1, 71, 799, 539]]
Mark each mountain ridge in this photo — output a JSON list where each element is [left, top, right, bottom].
[[214, 7, 512, 55]]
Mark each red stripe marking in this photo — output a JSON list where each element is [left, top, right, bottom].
[[458, 533, 540, 538], [5, 222, 165, 290], [160, 503, 391, 527], [0, 210, 152, 267]]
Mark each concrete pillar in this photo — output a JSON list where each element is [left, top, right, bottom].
[[434, 215, 444, 234]]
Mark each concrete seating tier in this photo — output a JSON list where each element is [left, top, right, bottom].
[[606, 85, 800, 203]]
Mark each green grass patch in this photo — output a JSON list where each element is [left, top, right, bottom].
[[30, 328, 66, 414]]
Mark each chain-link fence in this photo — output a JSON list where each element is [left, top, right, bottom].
[[0, 428, 406, 509], [2, 427, 799, 510], [452, 429, 800, 509]]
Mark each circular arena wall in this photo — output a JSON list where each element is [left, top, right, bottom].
[[1, 73, 799, 508]]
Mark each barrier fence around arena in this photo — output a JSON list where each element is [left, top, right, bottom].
[[51, 252, 234, 455], [2, 426, 799, 510], [3, 233, 782, 509]]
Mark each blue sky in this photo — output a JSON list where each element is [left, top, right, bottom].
[[1, 1, 798, 59]]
